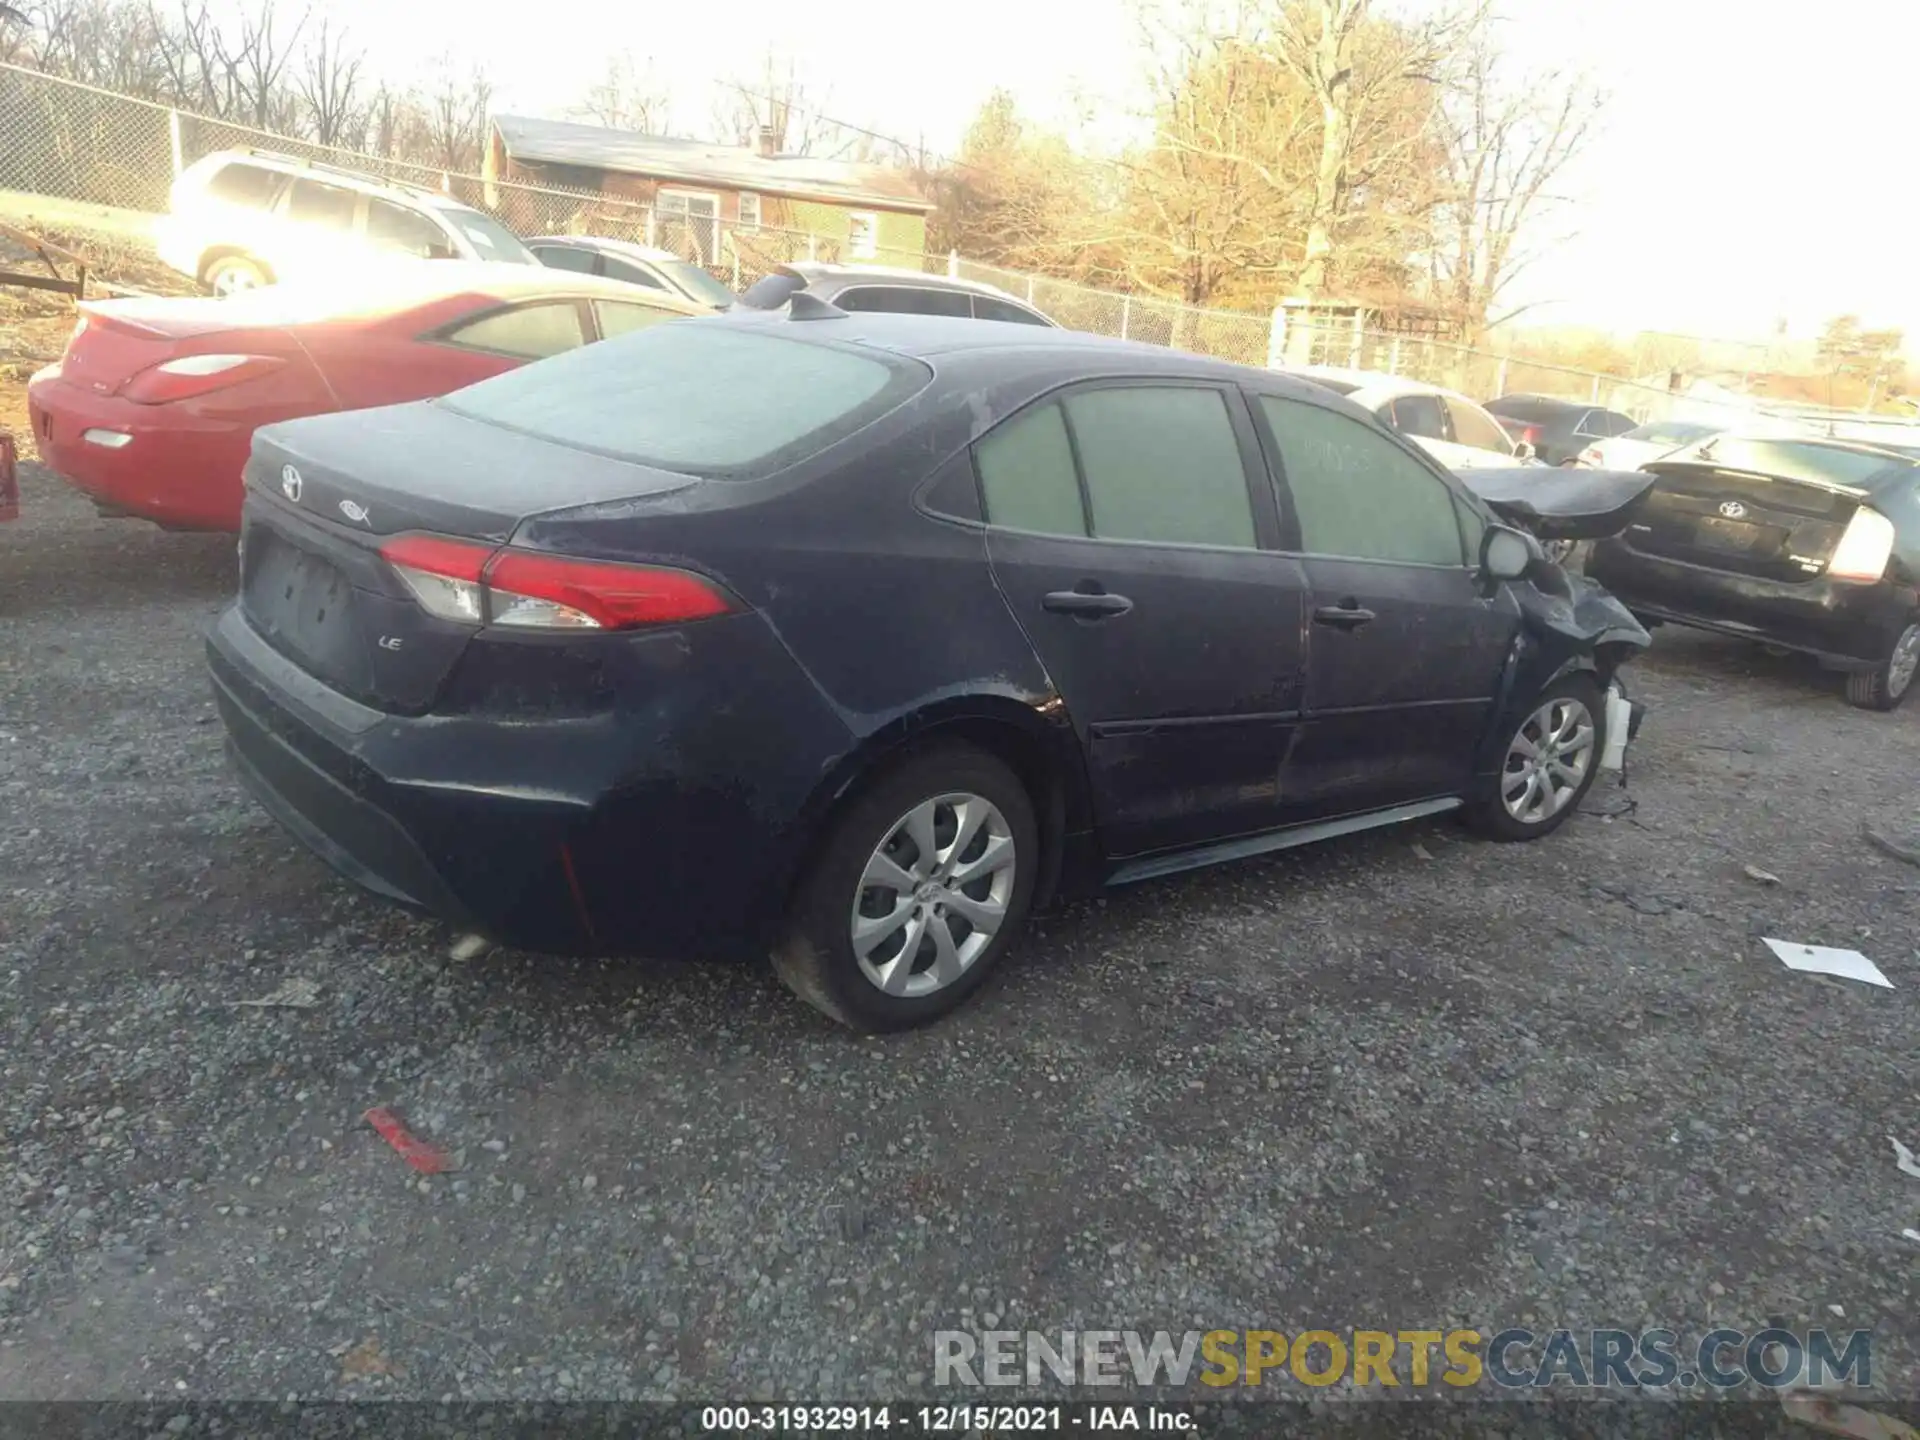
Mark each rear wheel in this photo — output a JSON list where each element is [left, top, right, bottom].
[[771, 744, 1038, 1032], [203, 254, 269, 296], [1467, 674, 1606, 841], [1844, 621, 1920, 712]]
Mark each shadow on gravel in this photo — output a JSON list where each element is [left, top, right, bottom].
[[1636, 626, 1853, 707], [0, 508, 235, 618]]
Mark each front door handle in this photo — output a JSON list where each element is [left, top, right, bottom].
[[1312, 602, 1377, 631], [1043, 586, 1133, 619]]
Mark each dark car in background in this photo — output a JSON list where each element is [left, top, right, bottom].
[[1487, 394, 1639, 466], [207, 311, 1644, 1033], [526, 235, 740, 311], [737, 262, 1057, 326], [1586, 435, 1920, 709]]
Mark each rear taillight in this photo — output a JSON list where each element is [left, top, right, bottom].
[[1827, 507, 1896, 583], [379, 534, 736, 631], [120, 353, 284, 405], [1579, 445, 1603, 467]]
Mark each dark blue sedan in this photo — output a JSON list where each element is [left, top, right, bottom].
[[207, 306, 1646, 1030]]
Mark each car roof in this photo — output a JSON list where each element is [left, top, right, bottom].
[[196, 148, 499, 221], [528, 235, 684, 264], [711, 306, 1328, 390], [1290, 365, 1478, 407], [1488, 393, 1587, 414], [781, 262, 1031, 306]]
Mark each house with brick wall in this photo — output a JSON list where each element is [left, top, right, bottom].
[[483, 115, 932, 269]]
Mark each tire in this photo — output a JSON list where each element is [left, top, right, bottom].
[[1467, 673, 1608, 841], [771, 743, 1039, 1033], [203, 254, 270, 296], [1844, 620, 1920, 712]]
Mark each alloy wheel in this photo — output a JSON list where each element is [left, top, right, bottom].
[[850, 792, 1017, 999], [1501, 696, 1597, 825], [1889, 623, 1920, 700]]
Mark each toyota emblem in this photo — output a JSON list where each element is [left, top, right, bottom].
[[281, 465, 303, 503], [1718, 500, 1746, 519]]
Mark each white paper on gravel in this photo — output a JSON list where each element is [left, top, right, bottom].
[[1761, 938, 1893, 989]]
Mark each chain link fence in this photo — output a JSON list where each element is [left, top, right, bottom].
[[3, 60, 1902, 437]]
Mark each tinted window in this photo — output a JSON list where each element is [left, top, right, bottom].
[[602, 257, 669, 291], [1065, 387, 1255, 549], [1592, 410, 1638, 437], [1388, 394, 1449, 441], [1258, 394, 1464, 566], [447, 302, 586, 360], [1445, 398, 1513, 453], [367, 199, 455, 258], [532, 244, 598, 274], [441, 326, 927, 478], [595, 300, 677, 340], [976, 403, 1086, 536], [205, 160, 283, 209], [836, 286, 972, 318], [973, 296, 1051, 326], [1297, 375, 1362, 397], [284, 178, 358, 232], [1628, 420, 1718, 446]]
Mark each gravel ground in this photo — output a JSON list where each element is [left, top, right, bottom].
[[1, 456, 1917, 1419]]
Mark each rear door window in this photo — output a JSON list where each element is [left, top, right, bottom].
[[836, 286, 972, 318], [975, 403, 1087, 536], [367, 199, 456, 258], [1387, 394, 1450, 442], [445, 302, 587, 360], [594, 299, 679, 340], [601, 257, 670, 291], [1066, 387, 1257, 548], [283, 178, 360, 233], [531, 244, 598, 274], [972, 296, 1052, 326], [204, 161, 285, 210]]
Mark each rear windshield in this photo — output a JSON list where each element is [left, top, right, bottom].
[[738, 271, 806, 309], [440, 322, 929, 477], [1675, 436, 1920, 492], [1626, 420, 1720, 446]]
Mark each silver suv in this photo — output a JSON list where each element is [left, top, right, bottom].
[[154, 149, 537, 295]]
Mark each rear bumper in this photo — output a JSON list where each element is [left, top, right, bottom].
[[1587, 538, 1914, 668], [206, 600, 854, 960], [27, 370, 251, 530]]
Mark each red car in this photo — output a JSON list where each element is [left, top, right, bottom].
[[26, 263, 710, 532]]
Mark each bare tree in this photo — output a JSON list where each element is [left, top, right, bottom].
[[294, 15, 363, 146], [425, 55, 491, 171], [571, 50, 668, 134], [712, 51, 834, 155], [1816, 314, 1905, 410], [1432, 31, 1602, 343]]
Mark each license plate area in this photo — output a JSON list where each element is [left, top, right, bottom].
[[1691, 514, 1777, 554], [244, 533, 367, 690]]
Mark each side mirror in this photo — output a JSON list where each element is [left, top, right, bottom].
[[1512, 440, 1536, 462], [1480, 523, 1541, 585]]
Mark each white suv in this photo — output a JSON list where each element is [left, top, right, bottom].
[[154, 149, 539, 296]]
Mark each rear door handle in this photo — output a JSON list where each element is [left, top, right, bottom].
[[1312, 603, 1376, 630], [1043, 588, 1133, 619]]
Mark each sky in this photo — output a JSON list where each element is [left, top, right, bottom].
[[316, 0, 1916, 350]]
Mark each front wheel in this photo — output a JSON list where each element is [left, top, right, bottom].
[[1845, 621, 1920, 712], [203, 254, 269, 296], [1467, 674, 1607, 841], [771, 744, 1038, 1032]]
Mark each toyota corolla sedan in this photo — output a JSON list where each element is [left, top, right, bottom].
[[208, 306, 1648, 1031]]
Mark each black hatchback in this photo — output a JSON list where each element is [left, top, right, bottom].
[[208, 307, 1646, 1031], [1586, 434, 1920, 709]]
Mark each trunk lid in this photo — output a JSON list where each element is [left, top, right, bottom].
[[239, 401, 700, 713], [61, 300, 301, 396], [1622, 462, 1865, 583], [1454, 466, 1657, 541]]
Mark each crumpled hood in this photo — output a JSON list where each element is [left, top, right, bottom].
[[1454, 466, 1658, 541]]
